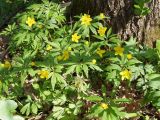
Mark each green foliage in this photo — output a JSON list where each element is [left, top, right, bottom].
[[0, 0, 160, 119], [133, 0, 151, 16], [86, 86, 137, 120]]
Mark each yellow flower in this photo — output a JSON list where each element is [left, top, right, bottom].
[[120, 69, 132, 80], [26, 17, 36, 27], [30, 62, 36, 66], [98, 26, 107, 36], [81, 14, 92, 26], [63, 50, 69, 60], [100, 13, 105, 19], [114, 46, 124, 56], [96, 48, 105, 58], [92, 59, 96, 64], [100, 103, 108, 110], [2, 60, 11, 69], [72, 33, 81, 43], [46, 45, 53, 51], [38, 70, 49, 79], [127, 54, 133, 60]]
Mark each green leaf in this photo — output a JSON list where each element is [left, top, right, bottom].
[[31, 103, 38, 114], [124, 113, 138, 119], [102, 111, 108, 120], [114, 98, 132, 103], [125, 37, 137, 46], [82, 64, 89, 78], [86, 95, 103, 102], [20, 72, 27, 86], [69, 104, 76, 109], [55, 73, 67, 86], [148, 76, 160, 90], [20, 103, 30, 116], [105, 64, 121, 71], [76, 65, 82, 75], [106, 28, 112, 38], [32, 83, 39, 89], [127, 59, 142, 66], [93, 35, 105, 40], [82, 27, 89, 37], [89, 64, 103, 72], [65, 65, 76, 75], [148, 74, 160, 80], [51, 75, 57, 90], [90, 26, 97, 35], [28, 68, 36, 77], [43, 90, 51, 96], [89, 104, 103, 116], [52, 106, 65, 119]]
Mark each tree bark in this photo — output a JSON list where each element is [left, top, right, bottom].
[[70, 0, 160, 47]]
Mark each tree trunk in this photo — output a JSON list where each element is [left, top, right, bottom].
[[70, 0, 160, 47]]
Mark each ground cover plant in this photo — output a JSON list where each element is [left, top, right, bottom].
[[1, 0, 160, 120]]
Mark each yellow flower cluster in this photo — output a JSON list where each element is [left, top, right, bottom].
[[57, 50, 70, 61], [114, 46, 124, 56], [72, 33, 81, 43], [96, 48, 105, 58], [98, 26, 107, 36], [1, 60, 11, 69], [26, 17, 36, 27], [38, 70, 49, 79], [81, 14, 92, 26], [100, 103, 108, 110], [120, 69, 132, 80]]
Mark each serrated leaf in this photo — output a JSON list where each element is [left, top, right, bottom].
[[31, 103, 38, 114], [20, 103, 30, 115], [51, 75, 56, 90], [127, 59, 142, 65], [82, 64, 89, 78], [65, 65, 76, 75], [90, 26, 97, 35], [93, 35, 104, 40], [89, 64, 103, 72]]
